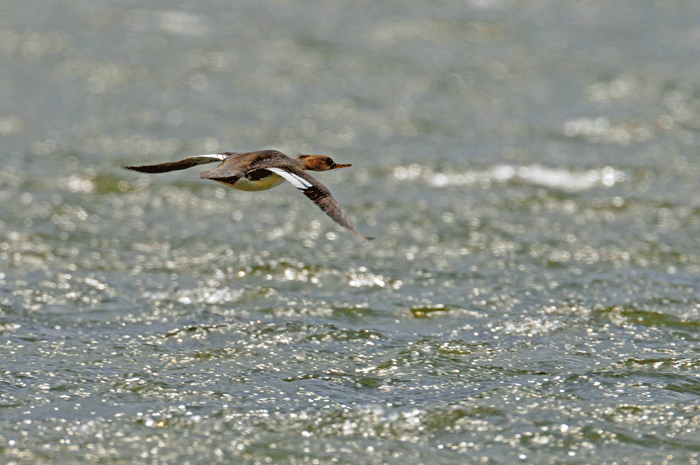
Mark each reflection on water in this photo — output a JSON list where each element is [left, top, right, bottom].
[[393, 163, 627, 191]]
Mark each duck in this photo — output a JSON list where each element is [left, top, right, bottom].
[[125, 149, 371, 239]]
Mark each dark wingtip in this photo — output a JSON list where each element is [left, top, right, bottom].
[[353, 231, 374, 241], [124, 165, 153, 173]]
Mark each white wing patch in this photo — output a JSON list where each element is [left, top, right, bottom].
[[195, 154, 228, 162], [267, 167, 313, 190]]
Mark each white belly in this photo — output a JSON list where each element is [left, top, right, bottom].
[[231, 172, 286, 191]]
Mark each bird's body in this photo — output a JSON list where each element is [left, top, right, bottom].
[[125, 150, 370, 239], [227, 169, 286, 191]]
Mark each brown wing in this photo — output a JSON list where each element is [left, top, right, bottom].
[[199, 150, 289, 180], [124, 154, 232, 173], [266, 167, 371, 240]]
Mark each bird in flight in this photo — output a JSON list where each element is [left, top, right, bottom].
[[125, 150, 371, 239]]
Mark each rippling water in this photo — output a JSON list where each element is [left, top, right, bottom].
[[3, 1, 700, 464]]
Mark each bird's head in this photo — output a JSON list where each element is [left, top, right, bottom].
[[298, 155, 352, 171]]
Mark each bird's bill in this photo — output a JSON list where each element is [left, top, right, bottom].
[[331, 163, 352, 169]]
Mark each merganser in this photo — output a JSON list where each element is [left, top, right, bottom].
[[125, 150, 371, 239]]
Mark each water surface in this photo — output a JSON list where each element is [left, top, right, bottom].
[[2, 1, 700, 463]]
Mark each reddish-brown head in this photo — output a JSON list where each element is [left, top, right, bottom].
[[298, 155, 352, 171]]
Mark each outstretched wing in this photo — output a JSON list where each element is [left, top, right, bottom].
[[125, 154, 230, 173], [199, 150, 286, 181], [266, 167, 371, 239]]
